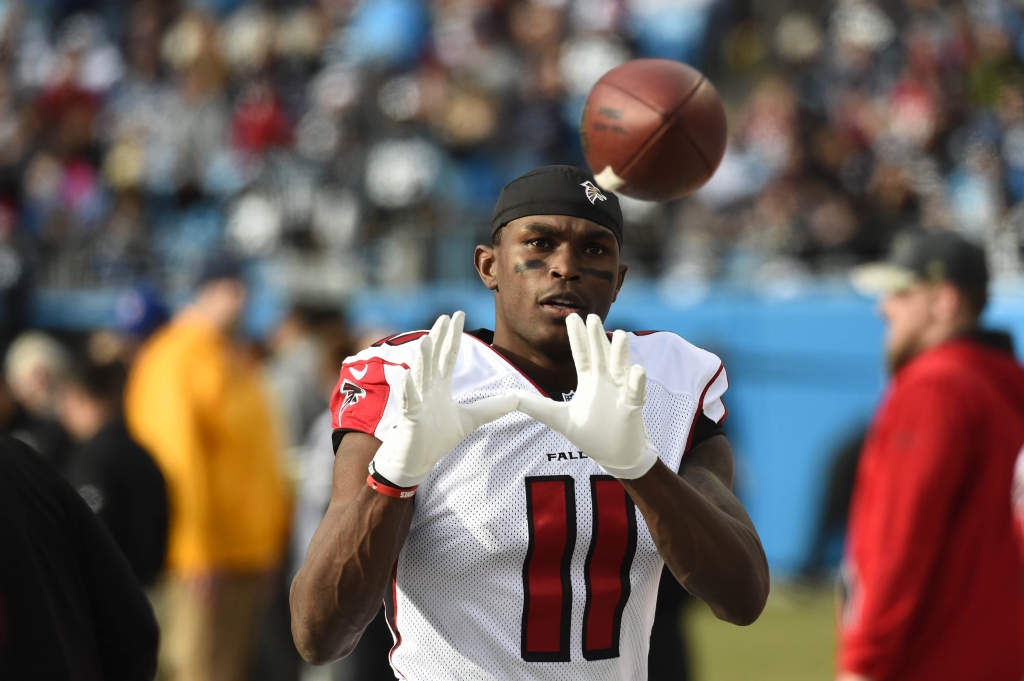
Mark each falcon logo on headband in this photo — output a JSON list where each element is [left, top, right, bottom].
[[580, 181, 607, 204]]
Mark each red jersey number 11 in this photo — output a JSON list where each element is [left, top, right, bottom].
[[521, 475, 638, 662]]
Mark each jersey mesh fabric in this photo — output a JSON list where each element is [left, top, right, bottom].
[[332, 331, 726, 681]]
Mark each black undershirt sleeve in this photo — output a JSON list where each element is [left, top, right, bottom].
[[689, 413, 724, 451]]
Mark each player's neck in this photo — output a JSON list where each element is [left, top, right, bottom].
[[490, 327, 577, 397]]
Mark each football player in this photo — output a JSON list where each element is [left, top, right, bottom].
[[291, 166, 769, 679]]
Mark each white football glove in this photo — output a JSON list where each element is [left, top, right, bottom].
[[371, 311, 519, 488], [515, 313, 659, 480]]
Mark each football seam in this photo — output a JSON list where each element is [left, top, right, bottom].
[[601, 77, 709, 181], [599, 76, 702, 117]]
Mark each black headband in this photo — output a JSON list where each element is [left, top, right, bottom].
[[491, 165, 624, 245]]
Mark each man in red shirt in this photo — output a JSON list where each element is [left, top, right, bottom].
[[840, 232, 1024, 681]]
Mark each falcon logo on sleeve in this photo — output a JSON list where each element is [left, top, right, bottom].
[[338, 379, 367, 414], [330, 357, 407, 435]]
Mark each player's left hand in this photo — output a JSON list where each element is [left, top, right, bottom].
[[514, 313, 659, 479]]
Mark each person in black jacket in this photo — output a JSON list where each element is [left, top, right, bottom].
[[57, 360, 168, 586], [0, 434, 159, 680]]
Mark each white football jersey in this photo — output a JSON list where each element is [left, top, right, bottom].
[[330, 329, 728, 681]]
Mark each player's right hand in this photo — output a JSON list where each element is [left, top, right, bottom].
[[370, 311, 518, 488]]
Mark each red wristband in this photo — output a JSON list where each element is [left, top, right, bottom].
[[367, 474, 417, 499]]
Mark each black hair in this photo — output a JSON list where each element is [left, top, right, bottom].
[[491, 226, 503, 247], [66, 361, 126, 403], [288, 303, 344, 329]]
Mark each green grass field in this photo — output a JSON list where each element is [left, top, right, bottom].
[[685, 583, 837, 681]]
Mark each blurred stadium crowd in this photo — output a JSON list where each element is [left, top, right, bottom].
[[0, 0, 1022, 325], [3, 0, 1024, 678]]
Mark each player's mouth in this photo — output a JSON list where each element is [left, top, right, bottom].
[[539, 294, 586, 319]]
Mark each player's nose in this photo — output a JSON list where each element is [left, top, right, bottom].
[[549, 245, 582, 281]]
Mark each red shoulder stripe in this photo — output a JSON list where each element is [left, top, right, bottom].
[[371, 331, 429, 347], [684, 362, 725, 453]]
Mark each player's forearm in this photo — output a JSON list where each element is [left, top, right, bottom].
[[290, 486, 413, 664], [621, 458, 769, 625]]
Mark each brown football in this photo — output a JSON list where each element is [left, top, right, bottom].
[[581, 59, 727, 202]]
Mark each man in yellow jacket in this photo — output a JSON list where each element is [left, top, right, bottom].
[[126, 256, 291, 681]]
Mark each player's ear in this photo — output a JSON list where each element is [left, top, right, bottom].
[[612, 263, 627, 302], [474, 245, 499, 291]]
